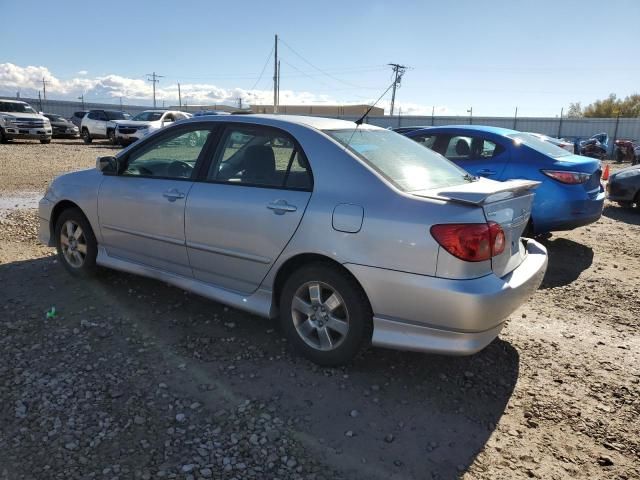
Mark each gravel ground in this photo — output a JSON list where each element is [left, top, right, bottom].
[[0, 140, 638, 479]]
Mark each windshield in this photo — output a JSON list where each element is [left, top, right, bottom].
[[105, 111, 131, 120], [0, 101, 38, 114], [45, 114, 64, 122], [325, 128, 472, 191], [132, 111, 163, 122], [508, 133, 572, 158]]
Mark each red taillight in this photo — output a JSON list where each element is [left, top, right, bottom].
[[430, 222, 505, 262], [541, 170, 590, 184]]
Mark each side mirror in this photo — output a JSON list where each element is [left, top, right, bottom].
[[96, 155, 119, 174]]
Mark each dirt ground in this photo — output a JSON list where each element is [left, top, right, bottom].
[[0, 139, 638, 480]]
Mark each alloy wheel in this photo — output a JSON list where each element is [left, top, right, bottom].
[[60, 220, 88, 268], [291, 281, 350, 351]]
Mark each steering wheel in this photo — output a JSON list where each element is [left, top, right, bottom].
[[167, 160, 193, 178]]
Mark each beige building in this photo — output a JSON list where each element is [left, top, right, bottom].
[[173, 104, 384, 116]]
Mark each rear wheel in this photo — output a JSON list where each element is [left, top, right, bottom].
[[40, 138, 51, 144], [54, 208, 98, 277], [0, 128, 8, 143], [82, 128, 92, 144], [279, 263, 372, 366]]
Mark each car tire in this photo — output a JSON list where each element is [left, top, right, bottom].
[[279, 263, 372, 366], [0, 128, 8, 143], [82, 128, 92, 144], [40, 138, 51, 144], [54, 208, 98, 277], [108, 129, 117, 145]]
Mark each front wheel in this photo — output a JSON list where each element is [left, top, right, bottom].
[[108, 130, 117, 145], [279, 263, 372, 366], [40, 138, 51, 144], [54, 208, 98, 277], [82, 128, 92, 144]]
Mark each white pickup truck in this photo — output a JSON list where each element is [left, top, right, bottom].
[[0, 99, 52, 144]]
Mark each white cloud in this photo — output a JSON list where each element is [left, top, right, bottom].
[[0, 62, 443, 115]]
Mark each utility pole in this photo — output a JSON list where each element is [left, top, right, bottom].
[[42, 77, 50, 101], [237, 97, 243, 109], [38, 91, 43, 112], [557, 107, 564, 138], [467, 107, 473, 124], [78, 94, 85, 110], [146, 72, 164, 108], [431, 105, 435, 125], [273, 34, 279, 113], [513, 106, 518, 130], [388, 63, 407, 116], [119, 97, 123, 110], [178, 83, 182, 109], [277, 60, 281, 108]]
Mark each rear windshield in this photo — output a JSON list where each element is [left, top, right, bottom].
[[325, 128, 472, 191], [132, 111, 163, 121], [508, 133, 572, 158], [105, 111, 131, 120]]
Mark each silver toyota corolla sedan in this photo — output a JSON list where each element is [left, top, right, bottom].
[[38, 115, 548, 365]]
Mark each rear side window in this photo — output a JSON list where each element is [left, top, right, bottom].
[[443, 136, 503, 161], [208, 126, 312, 190]]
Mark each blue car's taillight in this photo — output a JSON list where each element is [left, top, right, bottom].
[[541, 170, 591, 184]]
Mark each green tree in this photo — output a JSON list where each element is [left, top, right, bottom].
[[573, 93, 640, 118]]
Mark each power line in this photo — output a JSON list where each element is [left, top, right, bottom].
[[250, 45, 274, 90], [146, 72, 164, 108], [279, 37, 369, 90]]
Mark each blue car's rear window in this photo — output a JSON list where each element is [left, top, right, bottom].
[[508, 133, 572, 158]]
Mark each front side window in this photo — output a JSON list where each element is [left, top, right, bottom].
[[208, 126, 312, 190], [123, 128, 211, 179], [325, 128, 471, 191]]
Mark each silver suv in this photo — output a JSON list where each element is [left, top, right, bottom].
[[80, 109, 131, 144], [0, 100, 52, 144]]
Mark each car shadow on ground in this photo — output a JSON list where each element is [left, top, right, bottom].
[[1, 255, 519, 480], [538, 237, 594, 289], [602, 204, 640, 226]]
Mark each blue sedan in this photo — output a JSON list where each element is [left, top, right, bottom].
[[405, 126, 605, 234]]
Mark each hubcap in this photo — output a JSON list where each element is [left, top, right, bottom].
[[291, 281, 349, 351], [60, 220, 87, 268]]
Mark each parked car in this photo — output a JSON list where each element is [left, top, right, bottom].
[[192, 110, 231, 116], [525, 132, 574, 152], [43, 113, 80, 139], [405, 125, 605, 234], [0, 99, 52, 144], [606, 165, 640, 208], [38, 115, 547, 365], [70, 110, 88, 129], [614, 139, 638, 163], [115, 110, 190, 145], [80, 109, 131, 144], [577, 133, 608, 159]]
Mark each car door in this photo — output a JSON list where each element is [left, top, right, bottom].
[[439, 134, 509, 179], [185, 124, 313, 293], [94, 110, 109, 137], [98, 124, 214, 277]]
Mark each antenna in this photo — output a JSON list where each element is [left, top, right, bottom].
[[354, 79, 397, 126]]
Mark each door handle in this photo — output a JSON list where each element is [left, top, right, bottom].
[[477, 169, 496, 176], [267, 199, 297, 214], [163, 189, 185, 202]]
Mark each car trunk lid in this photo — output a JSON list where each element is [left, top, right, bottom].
[[412, 178, 540, 277]]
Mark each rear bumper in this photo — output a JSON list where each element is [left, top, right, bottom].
[[534, 190, 605, 233], [346, 239, 547, 355]]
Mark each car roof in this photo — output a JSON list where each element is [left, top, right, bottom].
[[0, 99, 28, 104], [412, 125, 519, 136], [182, 114, 378, 131]]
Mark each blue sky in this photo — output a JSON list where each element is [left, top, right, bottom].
[[2, 0, 638, 115]]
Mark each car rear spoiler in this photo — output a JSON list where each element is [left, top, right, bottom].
[[412, 178, 541, 206]]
